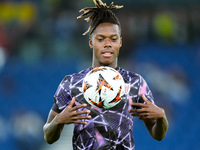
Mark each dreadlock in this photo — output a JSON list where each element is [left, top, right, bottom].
[[77, 0, 123, 35]]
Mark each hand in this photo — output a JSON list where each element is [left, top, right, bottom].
[[56, 97, 91, 125], [129, 94, 165, 120]]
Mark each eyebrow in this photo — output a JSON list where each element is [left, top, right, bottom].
[[95, 34, 119, 38]]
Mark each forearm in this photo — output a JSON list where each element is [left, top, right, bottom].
[[150, 115, 168, 141], [43, 115, 64, 144]]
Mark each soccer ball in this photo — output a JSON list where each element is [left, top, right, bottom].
[[82, 66, 125, 109]]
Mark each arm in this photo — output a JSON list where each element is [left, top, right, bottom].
[[43, 97, 91, 144], [129, 94, 168, 141], [43, 109, 64, 144], [142, 105, 168, 141]]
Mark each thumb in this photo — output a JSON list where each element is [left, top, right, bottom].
[[67, 97, 76, 108], [142, 94, 151, 104]]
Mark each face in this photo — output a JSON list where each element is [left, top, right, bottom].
[[89, 23, 122, 68]]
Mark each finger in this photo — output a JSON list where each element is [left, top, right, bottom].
[[130, 112, 147, 117], [73, 120, 88, 125], [135, 112, 148, 116], [72, 115, 91, 125], [71, 103, 88, 112], [130, 110, 149, 117], [129, 108, 139, 113], [75, 110, 91, 116], [67, 97, 76, 108], [130, 102, 148, 108], [142, 94, 151, 104], [129, 108, 147, 113], [71, 115, 91, 120]]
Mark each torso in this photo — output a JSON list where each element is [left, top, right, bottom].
[[53, 67, 154, 150]]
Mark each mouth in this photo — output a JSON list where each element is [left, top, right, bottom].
[[102, 51, 113, 57]]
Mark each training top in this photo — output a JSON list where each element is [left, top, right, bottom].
[[52, 66, 154, 150]]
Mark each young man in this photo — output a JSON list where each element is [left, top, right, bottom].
[[43, 0, 168, 149]]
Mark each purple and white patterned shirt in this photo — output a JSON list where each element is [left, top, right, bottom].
[[52, 67, 154, 150]]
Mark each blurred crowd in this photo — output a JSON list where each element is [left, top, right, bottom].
[[0, 0, 200, 65], [0, 0, 199, 150]]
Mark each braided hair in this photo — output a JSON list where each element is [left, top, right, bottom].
[[77, 0, 123, 35]]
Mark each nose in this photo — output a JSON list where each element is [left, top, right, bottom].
[[104, 39, 112, 48]]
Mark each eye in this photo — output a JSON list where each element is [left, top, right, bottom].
[[97, 38, 104, 42], [111, 36, 118, 42], [111, 38, 117, 42]]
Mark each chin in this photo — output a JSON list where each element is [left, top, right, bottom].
[[100, 61, 112, 66]]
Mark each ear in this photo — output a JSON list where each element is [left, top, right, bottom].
[[120, 37, 122, 48], [89, 38, 93, 49]]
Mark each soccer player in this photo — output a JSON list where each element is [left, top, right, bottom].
[[43, 0, 168, 149]]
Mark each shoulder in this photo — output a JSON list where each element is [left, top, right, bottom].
[[61, 67, 91, 84], [55, 67, 91, 95], [117, 67, 142, 83], [53, 67, 92, 111]]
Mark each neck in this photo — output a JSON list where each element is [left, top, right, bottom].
[[92, 61, 118, 69], [92, 63, 117, 68]]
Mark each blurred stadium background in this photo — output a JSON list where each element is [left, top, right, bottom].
[[0, 0, 199, 150]]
